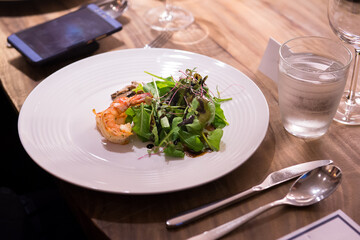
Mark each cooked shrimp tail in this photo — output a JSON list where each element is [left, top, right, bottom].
[[95, 92, 153, 144]]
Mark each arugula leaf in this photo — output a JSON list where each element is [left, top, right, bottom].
[[133, 83, 144, 94], [142, 75, 175, 97], [189, 98, 215, 127], [132, 103, 152, 141], [171, 117, 183, 141], [143, 82, 158, 96], [154, 81, 176, 96], [214, 97, 232, 103], [178, 130, 204, 152], [144, 71, 174, 82], [212, 101, 229, 128], [185, 118, 203, 134], [125, 107, 135, 123], [205, 128, 223, 151], [200, 100, 215, 126], [163, 143, 185, 158]]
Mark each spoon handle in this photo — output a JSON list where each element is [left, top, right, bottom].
[[187, 199, 285, 240], [166, 187, 256, 228]]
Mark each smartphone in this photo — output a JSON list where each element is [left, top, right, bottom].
[[7, 4, 122, 65]]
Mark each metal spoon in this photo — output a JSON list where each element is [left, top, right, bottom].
[[188, 165, 342, 240]]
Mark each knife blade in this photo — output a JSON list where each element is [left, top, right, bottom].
[[166, 159, 333, 228]]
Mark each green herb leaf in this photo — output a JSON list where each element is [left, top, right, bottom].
[[163, 143, 185, 158], [212, 101, 228, 128], [206, 128, 223, 151], [133, 83, 144, 94], [151, 122, 159, 145], [132, 103, 152, 141], [145, 71, 174, 82], [171, 117, 183, 141], [125, 107, 135, 123], [190, 97, 215, 127], [178, 130, 204, 152], [185, 118, 203, 134], [143, 82, 158, 96]]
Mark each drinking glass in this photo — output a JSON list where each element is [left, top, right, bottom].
[[278, 37, 352, 139], [328, 0, 360, 125], [143, 0, 194, 31]]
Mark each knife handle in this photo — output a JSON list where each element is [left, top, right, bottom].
[[166, 187, 258, 228]]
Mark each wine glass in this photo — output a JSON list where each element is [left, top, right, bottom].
[[144, 0, 194, 31], [328, 0, 360, 125], [95, 0, 129, 19]]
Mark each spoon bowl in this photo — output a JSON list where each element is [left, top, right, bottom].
[[188, 165, 342, 240], [285, 165, 342, 206]]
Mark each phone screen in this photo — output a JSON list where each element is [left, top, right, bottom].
[[8, 4, 122, 63]]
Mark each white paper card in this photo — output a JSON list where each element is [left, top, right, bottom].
[[278, 210, 360, 240], [258, 37, 281, 83]]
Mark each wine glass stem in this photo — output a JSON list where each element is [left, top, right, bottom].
[[347, 49, 360, 103], [165, 0, 172, 11], [165, 0, 173, 6]]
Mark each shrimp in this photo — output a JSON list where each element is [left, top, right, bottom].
[[94, 92, 152, 144]]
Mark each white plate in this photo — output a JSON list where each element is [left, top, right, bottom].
[[18, 48, 269, 194]]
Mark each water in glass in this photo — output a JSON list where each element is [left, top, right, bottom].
[[278, 53, 347, 138]]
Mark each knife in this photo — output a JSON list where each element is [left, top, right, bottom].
[[166, 159, 333, 228]]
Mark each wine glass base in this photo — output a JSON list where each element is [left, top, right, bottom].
[[333, 91, 360, 125], [144, 5, 194, 32]]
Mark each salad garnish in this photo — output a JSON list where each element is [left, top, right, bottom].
[[125, 68, 232, 158]]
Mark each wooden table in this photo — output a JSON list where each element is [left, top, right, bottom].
[[1, 0, 359, 239]]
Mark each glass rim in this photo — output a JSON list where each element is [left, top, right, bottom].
[[279, 36, 353, 73]]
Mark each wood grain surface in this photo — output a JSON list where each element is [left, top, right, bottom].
[[1, 0, 359, 239]]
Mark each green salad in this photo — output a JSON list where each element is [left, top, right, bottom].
[[125, 68, 231, 158]]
